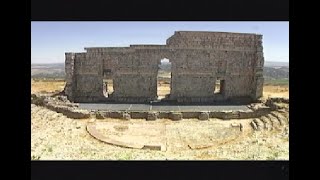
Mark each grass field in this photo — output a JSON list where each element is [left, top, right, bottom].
[[264, 79, 289, 86]]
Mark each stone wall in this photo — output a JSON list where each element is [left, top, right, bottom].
[[64, 53, 75, 101], [65, 31, 264, 104]]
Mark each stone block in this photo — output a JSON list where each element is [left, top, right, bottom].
[[122, 112, 131, 120], [147, 112, 158, 121], [169, 112, 183, 120], [199, 112, 209, 120]]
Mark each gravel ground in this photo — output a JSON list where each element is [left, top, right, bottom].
[[31, 104, 289, 160]]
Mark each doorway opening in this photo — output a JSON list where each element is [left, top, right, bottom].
[[214, 78, 225, 94], [103, 69, 114, 98], [157, 58, 171, 100]]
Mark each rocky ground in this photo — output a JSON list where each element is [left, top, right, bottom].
[[31, 104, 288, 160]]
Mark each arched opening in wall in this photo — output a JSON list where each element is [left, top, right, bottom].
[[103, 69, 114, 98], [157, 58, 171, 100]]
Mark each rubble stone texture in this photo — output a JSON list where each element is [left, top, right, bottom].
[[65, 31, 264, 103]]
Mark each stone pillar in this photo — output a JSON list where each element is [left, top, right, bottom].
[[64, 52, 75, 101], [252, 35, 264, 100]]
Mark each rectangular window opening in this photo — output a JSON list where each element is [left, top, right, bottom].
[[157, 58, 171, 100], [214, 79, 225, 94], [103, 79, 114, 97]]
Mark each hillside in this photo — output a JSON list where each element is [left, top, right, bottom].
[[264, 66, 289, 80], [264, 61, 289, 67], [31, 63, 65, 78]]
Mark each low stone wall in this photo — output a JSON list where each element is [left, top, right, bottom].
[[31, 94, 91, 119], [267, 97, 289, 104], [87, 107, 272, 120], [32, 94, 285, 121], [45, 103, 91, 119], [265, 97, 289, 110]]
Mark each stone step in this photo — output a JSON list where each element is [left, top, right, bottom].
[[253, 118, 264, 131], [270, 112, 287, 126], [276, 111, 289, 122], [250, 120, 258, 130], [266, 114, 281, 128], [259, 116, 273, 130]]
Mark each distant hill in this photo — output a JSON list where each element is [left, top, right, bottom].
[[159, 62, 171, 71], [264, 66, 289, 80], [31, 61, 289, 80], [264, 61, 289, 67], [31, 63, 65, 78], [263, 61, 289, 80]]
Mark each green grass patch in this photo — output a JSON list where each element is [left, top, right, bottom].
[[264, 79, 289, 86], [32, 78, 65, 82]]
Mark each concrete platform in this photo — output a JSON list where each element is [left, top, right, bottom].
[[78, 103, 250, 112]]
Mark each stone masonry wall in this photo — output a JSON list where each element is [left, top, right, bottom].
[[65, 31, 264, 103], [167, 32, 263, 103], [64, 53, 75, 101]]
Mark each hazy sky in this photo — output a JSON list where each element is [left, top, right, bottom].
[[31, 21, 289, 64]]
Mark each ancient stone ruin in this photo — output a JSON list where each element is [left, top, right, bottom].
[[64, 31, 264, 104]]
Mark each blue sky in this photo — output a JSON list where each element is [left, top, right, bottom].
[[31, 22, 289, 64]]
